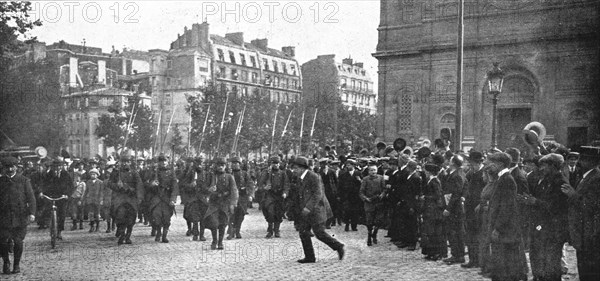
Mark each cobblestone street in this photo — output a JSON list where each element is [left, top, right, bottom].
[[3, 204, 580, 281]]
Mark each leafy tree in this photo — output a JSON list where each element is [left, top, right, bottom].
[[0, 1, 42, 71], [168, 125, 185, 156], [95, 103, 128, 151]]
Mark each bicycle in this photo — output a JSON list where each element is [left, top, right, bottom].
[[40, 194, 68, 249]]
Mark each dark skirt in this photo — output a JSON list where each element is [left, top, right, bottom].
[[421, 217, 446, 257], [490, 242, 527, 281]]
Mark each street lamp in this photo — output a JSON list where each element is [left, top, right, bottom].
[[487, 62, 505, 150]]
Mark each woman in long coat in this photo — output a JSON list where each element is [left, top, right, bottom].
[[420, 163, 446, 260]]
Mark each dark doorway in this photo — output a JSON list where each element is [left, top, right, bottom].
[[567, 127, 588, 149], [498, 108, 531, 151]]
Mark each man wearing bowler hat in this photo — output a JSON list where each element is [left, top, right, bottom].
[[561, 146, 600, 281], [290, 156, 345, 263], [462, 150, 486, 268], [0, 157, 36, 274]]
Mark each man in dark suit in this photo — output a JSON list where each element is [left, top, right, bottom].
[[443, 155, 467, 264], [462, 150, 486, 268], [1, 157, 36, 274], [338, 159, 362, 231], [487, 152, 528, 281], [566, 152, 583, 188], [290, 156, 345, 263], [561, 146, 600, 281], [41, 160, 73, 240]]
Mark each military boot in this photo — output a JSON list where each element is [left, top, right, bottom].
[[265, 223, 273, 238], [11, 241, 22, 274], [161, 227, 169, 243], [367, 226, 373, 246], [372, 227, 379, 245], [154, 227, 162, 242], [217, 226, 226, 250], [226, 227, 235, 240], [273, 222, 281, 238]]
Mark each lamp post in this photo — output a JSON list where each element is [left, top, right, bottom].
[[487, 62, 505, 150]]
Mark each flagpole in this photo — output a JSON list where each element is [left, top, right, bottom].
[[308, 108, 318, 156], [298, 109, 305, 155], [198, 104, 211, 155], [216, 93, 230, 155], [269, 108, 279, 154]]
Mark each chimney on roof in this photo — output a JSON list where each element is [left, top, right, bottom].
[[282, 46, 295, 58], [69, 57, 78, 87], [225, 32, 244, 46], [342, 58, 353, 65], [199, 22, 210, 50], [251, 39, 268, 51], [98, 60, 106, 84]]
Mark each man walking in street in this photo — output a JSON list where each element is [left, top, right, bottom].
[[0, 157, 36, 275], [227, 156, 255, 240], [290, 156, 345, 263], [258, 156, 289, 238]]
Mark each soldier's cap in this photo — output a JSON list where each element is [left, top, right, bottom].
[[229, 156, 242, 163], [88, 168, 100, 175], [120, 155, 132, 162], [269, 156, 281, 163], [214, 157, 227, 165], [345, 159, 357, 166], [291, 156, 309, 168], [566, 152, 580, 160], [1, 156, 19, 167], [157, 155, 167, 162], [539, 153, 564, 169]]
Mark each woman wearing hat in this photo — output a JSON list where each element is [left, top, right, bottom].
[[420, 163, 445, 260]]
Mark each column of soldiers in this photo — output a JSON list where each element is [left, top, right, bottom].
[[2, 140, 600, 278]]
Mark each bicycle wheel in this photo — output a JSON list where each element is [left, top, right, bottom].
[[50, 209, 57, 249]]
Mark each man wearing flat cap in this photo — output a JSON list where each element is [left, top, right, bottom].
[[518, 153, 568, 281], [0, 157, 36, 274], [226, 156, 255, 240], [561, 146, 600, 281], [258, 156, 289, 238], [290, 156, 345, 263]]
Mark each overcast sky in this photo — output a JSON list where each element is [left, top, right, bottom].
[[28, 1, 381, 86]]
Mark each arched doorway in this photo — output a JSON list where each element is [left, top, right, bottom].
[[440, 113, 455, 149], [496, 75, 535, 150]]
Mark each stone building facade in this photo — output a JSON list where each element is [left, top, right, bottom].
[[150, 22, 302, 154], [302, 55, 376, 114], [373, 0, 599, 152]]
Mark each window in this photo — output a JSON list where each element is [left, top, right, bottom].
[[263, 59, 269, 71], [274, 77, 279, 87], [219, 67, 226, 78], [167, 60, 172, 70], [231, 85, 238, 93], [241, 70, 248, 81], [250, 56, 257, 68], [341, 78, 347, 88], [76, 113, 80, 120], [217, 49, 225, 61], [251, 72, 258, 83], [282, 62, 287, 74], [352, 80, 356, 89], [265, 75, 272, 85], [165, 93, 171, 105], [365, 83, 369, 91], [240, 54, 246, 66], [89, 97, 99, 107], [272, 60, 278, 72], [231, 69, 238, 80], [167, 77, 171, 86], [152, 77, 156, 86], [229, 51, 236, 64], [358, 82, 362, 92], [290, 65, 297, 75], [242, 87, 248, 97]]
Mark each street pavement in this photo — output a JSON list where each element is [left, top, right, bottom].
[[3, 204, 581, 281]]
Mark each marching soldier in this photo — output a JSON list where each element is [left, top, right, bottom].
[[360, 164, 388, 246], [258, 156, 289, 238], [182, 157, 210, 241], [107, 156, 144, 245], [136, 157, 150, 225], [148, 156, 178, 243], [100, 161, 115, 233], [227, 156, 255, 240], [1, 157, 36, 275], [180, 158, 195, 236], [203, 157, 238, 250]]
